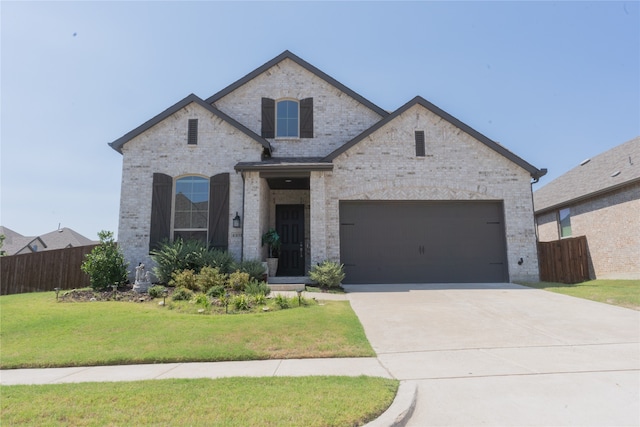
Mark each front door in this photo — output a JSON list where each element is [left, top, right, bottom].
[[276, 204, 305, 276]]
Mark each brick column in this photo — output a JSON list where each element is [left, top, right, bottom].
[[310, 171, 327, 265], [242, 171, 262, 261]]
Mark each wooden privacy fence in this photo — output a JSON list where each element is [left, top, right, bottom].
[[0, 245, 97, 295], [537, 236, 590, 284]]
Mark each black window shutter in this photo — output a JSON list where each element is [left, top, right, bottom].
[[415, 131, 426, 157], [187, 119, 198, 145], [261, 98, 275, 138], [300, 97, 313, 138], [209, 173, 230, 251], [149, 173, 173, 252]]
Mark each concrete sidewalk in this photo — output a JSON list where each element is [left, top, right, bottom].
[[0, 357, 390, 385]]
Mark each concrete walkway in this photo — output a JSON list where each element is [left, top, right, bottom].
[[2, 285, 639, 426], [343, 283, 640, 426]]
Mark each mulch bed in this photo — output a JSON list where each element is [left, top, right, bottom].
[[58, 286, 170, 303]]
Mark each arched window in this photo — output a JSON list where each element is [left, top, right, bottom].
[[276, 99, 299, 138], [174, 176, 209, 243]]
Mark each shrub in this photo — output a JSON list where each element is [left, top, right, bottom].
[[150, 240, 238, 283], [171, 287, 194, 301], [309, 261, 345, 289], [274, 294, 292, 309], [228, 271, 251, 292], [203, 250, 236, 274], [148, 285, 166, 299], [232, 294, 251, 311], [196, 266, 227, 293], [206, 285, 226, 299], [244, 280, 271, 296], [170, 269, 199, 291], [193, 293, 210, 308], [253, 294, 267, 305], [81, 231, 129, 291], [233, 260, 266, 281]]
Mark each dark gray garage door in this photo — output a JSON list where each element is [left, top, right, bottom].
[[340, 201, 508, 284]]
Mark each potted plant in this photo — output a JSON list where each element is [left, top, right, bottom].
[[261, 228, 281, 277]]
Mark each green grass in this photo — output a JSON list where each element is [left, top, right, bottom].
[[1, 376, 399, 427], [519, 279, 640, 310], [0, 291, 374, 369]]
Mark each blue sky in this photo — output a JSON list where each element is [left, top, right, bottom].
[[2, 1, 638, 240]]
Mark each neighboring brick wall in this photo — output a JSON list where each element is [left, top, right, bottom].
[[213, 58, 384, 158], [536, 183, 640, 279], [117, 102, 262, 278], [322, 104, 541, 282]]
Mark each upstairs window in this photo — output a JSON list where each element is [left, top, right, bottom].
[[276, 100, 299, 138], [558, 207, 572, 238], [262, 97, 313, 139]]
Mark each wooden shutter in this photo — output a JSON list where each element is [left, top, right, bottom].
[[209, 173, 230, 251], [415, 131, 425, 157], [149, 173, 173, 252], [261, 98, 275, 138], [300, 97, 313, 138]]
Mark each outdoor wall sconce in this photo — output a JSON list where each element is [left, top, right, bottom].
[[518, 257, 524, 265], [233, 212, 241, 228]]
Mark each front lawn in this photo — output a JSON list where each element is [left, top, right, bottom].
[[1, 376, 399, 427], [519, 279, 640, 310], [0, 291, 374, 369]]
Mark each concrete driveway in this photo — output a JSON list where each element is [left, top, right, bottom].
[[343, 283, 640, 426]]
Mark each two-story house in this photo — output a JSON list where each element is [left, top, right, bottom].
[[109, 51, 546, 284]]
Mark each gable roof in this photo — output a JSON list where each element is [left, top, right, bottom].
[[108, 94, 272, 154], [205, 50, 389, 118], [0, 226, 97, 255], [323, 96, 547, 180], [534, 136, 640, 214]]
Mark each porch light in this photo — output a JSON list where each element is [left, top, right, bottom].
[[233, 212, 242, 228]]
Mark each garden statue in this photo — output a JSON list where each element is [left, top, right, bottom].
[[133, 262, 151, 293]]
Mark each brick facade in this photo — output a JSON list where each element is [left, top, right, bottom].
[[537, 183, 640, 279], [112, 51, 543, 283]]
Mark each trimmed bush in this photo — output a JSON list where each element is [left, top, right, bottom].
[[170, 269, 199, 291], [148, 285, 166, 299], [206, 285, 225, 299], [228, 271, 250, 292], [171, 287, 194, 301], [81, 231, 129, 291], [309, 261, 345, 289], [196, 266, 227, 292]]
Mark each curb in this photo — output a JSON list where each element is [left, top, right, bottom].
[[364, 380, 418, 427]]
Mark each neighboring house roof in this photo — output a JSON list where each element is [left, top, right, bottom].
[[108, 94, 272, 154], [205, 50, 389, 118], [0, 226, 97, 255], [323, 96, 547, 180], [534, 136, 640, 214]]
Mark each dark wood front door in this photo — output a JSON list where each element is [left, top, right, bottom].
[[276, 204, 305, 276]]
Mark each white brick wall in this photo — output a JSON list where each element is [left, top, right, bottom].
[[322, 104, 540, 282], [117, 102, 263, 278], [213, 58, 384, 158]]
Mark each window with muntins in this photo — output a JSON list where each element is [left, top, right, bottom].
[[276, 100, 299, 138], [559, 207, 572, 238], [174, 176, 209, 243]]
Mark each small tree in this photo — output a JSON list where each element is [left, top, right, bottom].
[[81, 231, 129, 291]]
